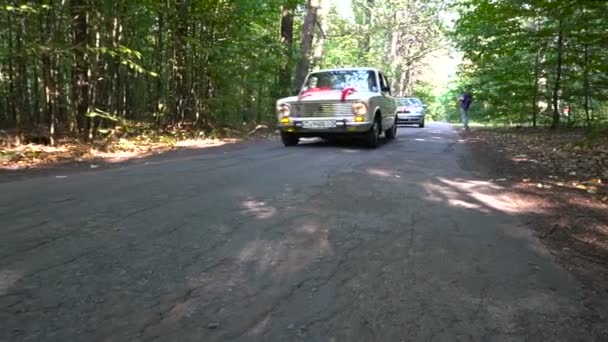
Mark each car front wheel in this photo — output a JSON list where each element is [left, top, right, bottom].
[[385, 117, 397, 140], [365, 118, 380, 148], [281, 132, 299, 146]]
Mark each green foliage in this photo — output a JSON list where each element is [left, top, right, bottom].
[[411, 81, 441, 121], [451, 0, 608, 128], [323, 0, 446, 96], [2, 4, 50, 14], [0, 0, 307, 139]]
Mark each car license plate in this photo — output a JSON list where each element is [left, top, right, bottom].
[[302, 120, 336, 129]]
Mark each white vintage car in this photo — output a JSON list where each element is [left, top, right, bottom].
[[276, 67, 398, 147]]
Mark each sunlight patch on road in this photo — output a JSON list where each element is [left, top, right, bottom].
[[449, 199, 484, 210], [367, 168, 400, 178], [423, 177, 547, 215], [247, 313, 271, 336], [241, 198, 277, 219], [162, 301, 196, 324], [237, 223, 333, 277], [424, 182, 488, 212], [174, 139, 233, 148], [0, 270, 21, 295], [91, 139, 235, 163], [177, 221, 334, 326]]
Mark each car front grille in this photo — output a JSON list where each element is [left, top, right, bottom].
[[291, 101, 354, 117]]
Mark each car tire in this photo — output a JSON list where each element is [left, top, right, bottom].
[[419, 120, 425, 128], [385, 117, 397, 140], [281, 132, 299, 146], [366, 117, 380, 148]]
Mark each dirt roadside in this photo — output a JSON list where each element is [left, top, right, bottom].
[[0, 133, 276, 184], [460, 128, 608, 308]]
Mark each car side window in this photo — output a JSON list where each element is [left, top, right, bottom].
[[379, 73, 390, 94], [367, 70, 378, 92]]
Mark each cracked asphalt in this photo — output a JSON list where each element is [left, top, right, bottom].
[[1, 123, 605, 341]]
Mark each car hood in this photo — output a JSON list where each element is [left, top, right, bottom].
[[277, 90, 377, 105]]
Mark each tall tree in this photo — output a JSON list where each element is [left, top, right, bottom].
[[71, 0, 90, 138], [278, 3, 295, 94], [295, 0, 319, 89]]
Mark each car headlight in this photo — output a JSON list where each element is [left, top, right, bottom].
[[351, 102, 367, 116], [277, 103, 291, 117]]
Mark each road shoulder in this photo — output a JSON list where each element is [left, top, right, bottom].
[[459, 127, 608, 323]]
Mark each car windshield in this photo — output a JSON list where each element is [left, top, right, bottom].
[[397, 98, 415, 106], [405, 97, 422, 106], [302, 70, 378, 93]]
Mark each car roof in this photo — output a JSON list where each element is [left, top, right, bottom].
[[312, 67, 380, 73]]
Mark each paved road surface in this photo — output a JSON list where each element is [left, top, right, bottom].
[[1, 123, 604, 341]]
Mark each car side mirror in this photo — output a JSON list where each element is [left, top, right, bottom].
[[381, 86, 390, 93]]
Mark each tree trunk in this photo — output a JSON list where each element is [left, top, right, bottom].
[[155, 9, 164, 120], [532, 50, 540, 128], [88, 4, 101, 140], [389, 10, 402, 94], [32, 62, 41, 127], [551, 18, 563, 129], [278, 5, 294, 95], [14, 6, 28, 144], [6, 7, 16, 130], [295, 0, 319, 89], [312, 0, 330, 71], [171, 0, 189, 124], [41, 4, 56, 144], [583, 44, 590, 128], [71, 0, 90, 140], [113, 12, 125, 119], [358, 0, 374, 60]]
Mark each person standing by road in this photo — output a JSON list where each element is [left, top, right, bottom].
[[459, 90, 472, 130]]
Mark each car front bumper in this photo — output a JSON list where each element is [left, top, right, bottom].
[[279, 118, 373, 135], [396, 113, 423, 124]]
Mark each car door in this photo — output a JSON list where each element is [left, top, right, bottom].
[[378, 72, 397, 129]]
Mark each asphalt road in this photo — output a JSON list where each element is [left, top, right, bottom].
[[1, 123, 604, 341]]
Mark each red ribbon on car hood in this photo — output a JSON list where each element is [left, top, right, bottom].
[[297, 86, 357, 102], [340, 86, 356, 102], [298, 87, 333, 100]]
